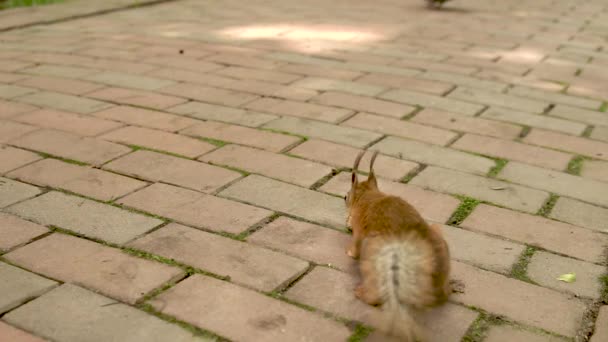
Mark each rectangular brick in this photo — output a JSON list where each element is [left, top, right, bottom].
[[0, 71, 27, 83], [11, 129, 130, 166], [380, 89, 485, 116], [220, 79, 318, 102], [214, 66, 302, 84], [410, 166, 549, 213], [16, 91, 113, 114], [92, 105, 199, 132], [5, 234, 182, 304], [499, 162, 608, 207], [159, 83, 259, 107], [0, 177, 41, 208], [0, 100, 38, 119], [3, 284, 204, 342], [244, 97, 352, 123], [100, 126, 215, 158], [392, 59, 478, 74], [0, 213, 48, 252], [142, 57, 223, 73], [485, 325, 565, 342], [16, 75, 104, 95], [20, 64, 100, 79], [311, 91, 416, 118], [0, 120, 38, 143], [84, 71, 175, 91], [340, 62, 422, 77], [86, 87, 188, 110], [290, 77, 385, 96], [343, 112, 457, 146], [168, 101, 277, 127], [590, 125, 608, 142], [372, 136, 495, 175], [550, 197, 608, 233], [0, 262, 57, 314], [356, 73, 454, 95], [549, 104, 608, 127], [8, 158, 146, 201], [419, 71, 508, 92], [129, 223, 308, 291], [451, 261, 586, 337], [149, 275, 350, 342], [0, 321, 46, 342], [448, 87, 548, 113], [0, 59, 32, 72], [201, 145, 330, 187], [289, 139, 418, 181], [181, 121, 301, 153], [481, 107, 586, 135], [509, 85, 602, 109], [0, 85, 36, 99], [14, 109, 124, 136], [452, 134, 572, 170], [219, 175, 345, 228], [524, 129, 608, 160], [411, 108, 522, 139], [527, 251, 605, 299], [0, 146, 41, 175], [263, 117, 382, 148], [205, 52, 284, 69], [277, 63, 362, 81], [119, 183, 271, 234], [6, 190, 163, 245], [248, 216, 354, 272], [462, 204, 608, 263], [320, 172, 459, 223], [581, 159, 608, 183], [106, 150, 240, 193], [442, 225, 524, 274]]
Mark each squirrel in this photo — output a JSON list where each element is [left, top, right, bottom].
[[344, 150, 451, 341]]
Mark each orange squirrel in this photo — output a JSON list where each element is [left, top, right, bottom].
[[344, 150, 451, 341]]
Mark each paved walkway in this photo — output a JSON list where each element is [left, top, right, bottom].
[[1, 0, 607, 341]]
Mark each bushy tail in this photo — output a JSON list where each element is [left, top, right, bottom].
[[366, 239, 433, 342], [376, 295, 422, 341]]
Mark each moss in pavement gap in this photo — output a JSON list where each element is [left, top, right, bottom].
[[510, 246, 537, 283], [126, 144, 193, 160], [517, 126, 531, 140], [260, 127, 309, 141], [36, 152, 89, 166], [197, 137, 228, 147], [401, 164, 426, 184], [487, 158, 508, 178], [566, 155, 585, 175], [582, 125, 594, 138], [599, 274, 608, 304], [461, 313, 505, 342], [137, 302, 227, 342], [537, 194, 559, 217], [0, 0, 63, 9], [401, 105, 423, 120], [447, 196, 480, 226], [348, 324, 373, 342], [599, 102, 608, 112]]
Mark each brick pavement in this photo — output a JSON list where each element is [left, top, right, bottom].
[[0, 0, 607, 341]]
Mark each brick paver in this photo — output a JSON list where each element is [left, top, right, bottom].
[[4, 284, 208, 342], [0, 321, 47, 342], [4, 233, 183, 304], [2, 0, 608, 340], [128, 223, 308, 291], [0, 262, 57, 313]]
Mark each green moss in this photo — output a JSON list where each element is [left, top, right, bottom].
[[36, 152, 88, 166], [126, 144, 193, 160], [447, 196, 480, 226], [0, 0, 63, 9], [566, 156, 585, 175], [517, 126, 531, 139], [348, 324, 373, 342], [198, 137, 228, 147], [600, 274, 608, 304], [600, 102, 608, 112], [401, 165, 426, 184], [462, 313, 506, 342], [537, 194, 559, 217], [487, 159, 508, 178], [582, 125, 594, 138], [261, 127, 308, 140], [510, 246, 537, 283]]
